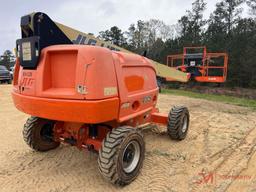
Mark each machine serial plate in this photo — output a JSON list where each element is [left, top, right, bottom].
[[22, 42, 32, 61]]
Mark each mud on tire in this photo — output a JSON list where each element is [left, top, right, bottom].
[[98, 126, 145, 186], [167, 106, 190, 140], [23, 116, 60, 152]]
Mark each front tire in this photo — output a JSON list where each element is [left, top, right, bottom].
[[23, 116, 60, 152], [167, 106, 190, 140], [98, 126, 145, 186]]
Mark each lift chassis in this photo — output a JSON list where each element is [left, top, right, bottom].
[[12, 12, 190, 186]]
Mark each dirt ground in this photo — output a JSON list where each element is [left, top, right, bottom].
[[0, 84, 255, 192]]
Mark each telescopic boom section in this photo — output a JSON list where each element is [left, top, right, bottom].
[[16, 12, 189, 82]]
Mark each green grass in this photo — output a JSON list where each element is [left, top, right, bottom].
[[162, 88, 256, 110]]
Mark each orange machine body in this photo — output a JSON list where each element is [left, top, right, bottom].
[[12, 45, 165, 151], [13, 45, 159, 124]]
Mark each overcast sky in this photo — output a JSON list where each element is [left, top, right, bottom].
[[0, 0, 228, 54]]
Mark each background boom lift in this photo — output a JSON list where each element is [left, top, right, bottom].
[[166, 46, 228, 83]]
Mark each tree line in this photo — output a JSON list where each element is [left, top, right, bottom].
[[98, 0, 256, 88], [0, 50, 15, 70]]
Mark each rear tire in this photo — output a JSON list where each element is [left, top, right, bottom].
[[167, 106, 189, 140], [157, 78, 162, 93], [98, 126, 145, 186], [23, 116, 60, 152]]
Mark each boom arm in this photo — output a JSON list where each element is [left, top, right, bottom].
[[17, 12, 189, 82]]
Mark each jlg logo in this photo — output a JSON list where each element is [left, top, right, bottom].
[[20, 78, 34, 87], [73, 34, 121, 51]]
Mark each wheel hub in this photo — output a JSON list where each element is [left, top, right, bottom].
[[181, 116, 188, 133], [40, 123, 54, 141], [122, 140, 141, 173], [124, 149, 134, 161]]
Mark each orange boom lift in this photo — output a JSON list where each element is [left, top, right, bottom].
[[167, 46, 228, 83], [12, 12, 190, 186]]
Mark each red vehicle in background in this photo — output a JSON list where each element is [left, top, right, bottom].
[[167, 47, 228, 83]]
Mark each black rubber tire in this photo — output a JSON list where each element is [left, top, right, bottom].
[[167, 106, 190, 140], [7, 79, 12, 84], [23, 116, 60, 152], [157, 79, 162, 93], [98, 126, 145, 186]]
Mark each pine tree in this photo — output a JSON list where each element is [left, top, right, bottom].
[[98, 26, 127, 47], [178, 0, 206, 45], [247, 0, 256, 16]]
